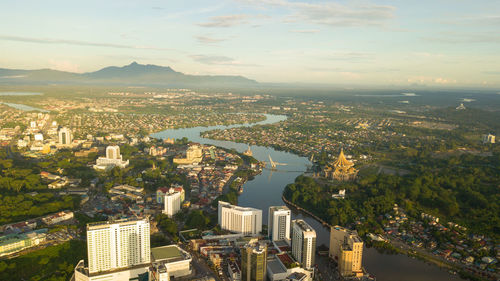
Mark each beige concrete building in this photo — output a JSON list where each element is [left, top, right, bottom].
[[173, 144, 203, 165], [242, 242, 267, 281], [329, 226, 364, 278]]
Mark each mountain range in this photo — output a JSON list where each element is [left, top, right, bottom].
[[0, 62, 258, 87]]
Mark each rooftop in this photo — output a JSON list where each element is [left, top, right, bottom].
[[87, 218, 147, 230], [269, 206, 290, 212], [151, 245, 184, 262], [293, 219, 315, 234], [219, 201, 261, 212], [267, 258, 287, 274]]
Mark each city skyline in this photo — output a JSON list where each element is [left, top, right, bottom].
[[1, 0, 499, 87]]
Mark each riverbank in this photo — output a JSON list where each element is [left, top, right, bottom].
[[282, 188, 486, 281], [154, 113, 466, 281]]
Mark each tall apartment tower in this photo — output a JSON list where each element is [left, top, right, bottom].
[[268, 206, 291, 241], [291, 219, 316, 270], [86, 219, 151, 274], [218, 201, 262, 235], [58, 127, 72, 146], [163, 188, 182, 217], [241, 242, 267, 281], [329, 226, 364, 277], [106, 145, 120, 159]]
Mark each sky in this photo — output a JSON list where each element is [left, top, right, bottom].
[[1, 0, 499, 87]]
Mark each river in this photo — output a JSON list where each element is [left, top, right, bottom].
[[1, 102, 48, 112], [152, 114, 463, 281]]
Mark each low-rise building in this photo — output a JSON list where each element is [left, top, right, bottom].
[[93, 145, 129, 170], [0, 229, 47, 257], [42, 211, 74, 225], [151, 245, 192, 279]]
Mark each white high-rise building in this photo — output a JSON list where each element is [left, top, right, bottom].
[[268, 206, 291, 241], [107, 145, 120, 159], [94, 145, 129, 170], [483, 133, 496, 144], [163, 188, 182, 217], [58, 127, 72, 146], [86, 219, 150, 274], [291, 219, 316, 270], [218, 201, 262, 235]]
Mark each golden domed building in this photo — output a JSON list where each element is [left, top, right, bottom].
[[323, 149, 358, 181]]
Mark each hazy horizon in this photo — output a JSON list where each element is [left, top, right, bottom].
[[1, 0, 499, 88]]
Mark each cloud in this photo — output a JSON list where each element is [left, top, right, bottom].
[[0, 35, 177, 51], [195, 36, 226, 44], [407, 76, 457, 85], [340, 72, 361, 79], [423, 32, 500, 44], [290, 29, 319, 33], [326, 52, 374, 62], [482, 71, 500, 75], [440, 15, 500, 26], [190, 54, 259, 67], [240, 0, 395, 27], [190, 55, 238, 65], [48, 59, 80, 73], [198, 15, 248, 27]]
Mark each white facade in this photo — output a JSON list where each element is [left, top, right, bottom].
[[58, 127, 72, 146], [74, 260, 149, 281], [218, 201, 262, 235], [86, 219, 150, 274], [268, 206, 291, 241], [163, 189, 182, 217], [483, 134, 496, 144], [151, 245, 193, 279], [291, 220, 316, 270], [94, 145, 129, 170]]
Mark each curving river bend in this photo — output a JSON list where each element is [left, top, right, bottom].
[[152, 114, 463, 281]]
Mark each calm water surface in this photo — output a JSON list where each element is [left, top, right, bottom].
[[0, 92, 42, 96], [152, 114, 463, 281], [1, 102, 48, 112]]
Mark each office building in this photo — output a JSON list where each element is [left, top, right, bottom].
[[173, 144, 203, 165], [241, 242, 267, 281], [58, 127, 72, 147], [329, 226, 364, 277], [86, 219, 150, 273], [266, 253, 313, 281], [157, 186, 184, 204], [93, 145, 129, 170], [268, 206, 291, 241], [163, 188, 182, 218], [291, 220, 316, 270], [218, 201, 262, 235], [483, 133, 496, 144], [150, 245, 192, 279]]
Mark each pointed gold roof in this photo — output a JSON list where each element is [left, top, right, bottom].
[[333, 148, 353, 168]]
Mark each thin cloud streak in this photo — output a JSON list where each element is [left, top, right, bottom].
[[290, 29, 320, 33], [198, 14, 248, 27], [241, 0, 395, 27], [423, 32, 500, 44], [190, 54, 259, 67], [0, 35, 179, 51], [195, 36, 227, 44]]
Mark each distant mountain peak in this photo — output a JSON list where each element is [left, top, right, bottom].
[[0, 62, 258, 87]]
